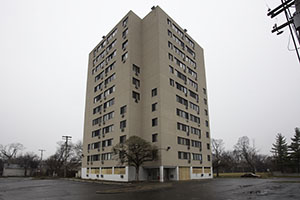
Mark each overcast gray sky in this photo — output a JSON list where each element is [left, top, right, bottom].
[[1, 0, 299, 158]]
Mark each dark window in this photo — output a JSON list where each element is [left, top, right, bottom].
[[151, 88, 157, 97], [120, 135, 126, 144], [152, 118, 158, 127], [205, 120, 209, 127], [205, 109, 208, 116], [120, 120, 126, 129], [132, 77, 140, 87], [132, 91, 140, 101], [152, 133, 158, 142], [207, 155, 211, 162], [133, 64, 140, 74], [152, 103, 157, 112], [120, 105, 127, 115], [206, 132, 210, 138], [207, 143, 210, 150], [170, 79, 174, 86]]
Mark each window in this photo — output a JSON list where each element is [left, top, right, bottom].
[[185, 56, 196, 68], [206, 132, 210, 138], [207, 155, 211, 162], [122, 40, 128, 49], [103, 124, 114, 134], [94, 69, 104, 81], [178, 151, 190, 160], [176, 82, 187, 95], [171, 23, 184, 38], [192, 153, 202, 161], [94, 82, 103, 92], [151, 88, 157, 97], [133, 64, 140, 74], [93, 105, 102, 114], [103, 85, 115, 97], [169, 65, 174, 73], [169, 78, 174, 86], [168, 41, 173, 49], [106, 39, 117, 52], [204, 98, 207, 105], [122, 52, 128, 62], [188, 78, 198, 90], [176, 109, 189, 120], [132, 91, 140, 101], [167, 29, 172, 37], [186, 46, 195, 58], [191, 127, 201, 136], [205, 120, 209, 127], [120, 105, 127, 115], [185, 35, 195, 48], [106, 50, 117, 63], [176, 95, 188, 107], [167, 18, 171, 26], [120, 120, 126, 129], [205, 109, 208, 116], [122, 28, 128, 38], [92, 142, 100, 149], [123, 17, 128, 27], [103, 111, 114, 122], [103, 98, 114, 109], [173, 45, 185, 59], [94, 93, 103, 103], [101, 153, 112, 160], [177, 137, 190, 146], [168, 53, 173, 61], [105, 62, 116, 74], [104, 73, 116, 85], [175, 69, 187, 82], [203, 88, 207, 95], [91, 154, 100, 161], [152, 133, 158, 142], [92, 117, 101, 126], [190, 102, 199, 113], [189, 90, 199, 101], [207, 143, 210, 150], [152, 118, 158, 127], [177, 122, 189, 133], [120, 135, 126, 144], [187, 67, 197, 79], [132, 77, 140, 88], [174, 57, 186, 70], [152, 103, 157, 112], [190, 114, 200, 124], [191, 140, 202, 148], [92, 129, 100, 137]]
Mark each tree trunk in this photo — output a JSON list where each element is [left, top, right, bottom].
[[136, 166, 139, 181], [216, 166, 219, 177]]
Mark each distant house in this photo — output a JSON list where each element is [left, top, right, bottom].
[[2, 163, 31, 177]]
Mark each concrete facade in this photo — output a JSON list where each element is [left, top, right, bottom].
[[82, 6, 212, 182]]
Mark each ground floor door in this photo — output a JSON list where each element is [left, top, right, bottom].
[[179, 167, 190, 180]]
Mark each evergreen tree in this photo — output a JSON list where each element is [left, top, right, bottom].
[[289, 128, 300, 173], [271, 133, 288, 172]]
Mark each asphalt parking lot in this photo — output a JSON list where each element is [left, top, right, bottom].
[[0, 177, 300, 200]]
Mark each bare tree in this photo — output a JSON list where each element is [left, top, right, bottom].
[[113, 136, 158, 181], [234, 136, 258, 173], [212, 139, 225, 177], [17, 152, 39, 176], [0, 143, 24, 163]]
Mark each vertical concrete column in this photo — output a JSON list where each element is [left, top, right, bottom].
[[190, 166, 193, 180], [160, 166, 164, 182], [176, 166, 179, 181]]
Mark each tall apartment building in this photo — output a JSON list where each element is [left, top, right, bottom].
[[82, 6, 212, 182]]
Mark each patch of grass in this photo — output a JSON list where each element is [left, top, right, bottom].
[[214, 172, 273, 178]]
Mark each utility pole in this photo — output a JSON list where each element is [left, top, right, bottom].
[[38, 149, 46, 161], [267, 0, 300, 62], [38, 149, 45, 176], [62, 135, 72, 178]]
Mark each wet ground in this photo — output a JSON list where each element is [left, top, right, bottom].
[[0, 177, 299, 200]]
